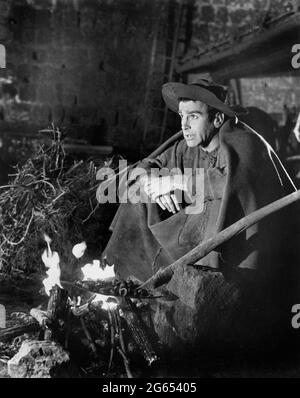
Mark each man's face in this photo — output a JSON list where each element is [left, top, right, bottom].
[[178, 100, 215, 148]]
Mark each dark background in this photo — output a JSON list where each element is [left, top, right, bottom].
[[0, 0, 299, 180]]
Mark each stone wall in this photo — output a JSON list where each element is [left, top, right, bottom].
[[184, 0, 300, 128], [0, 0, 168, 159], [240, 76, 300, 121], [191, 0, 297, 54], [0, 0, 299, 165]]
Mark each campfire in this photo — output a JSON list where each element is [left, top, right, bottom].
[[0, 235, 159, 378]]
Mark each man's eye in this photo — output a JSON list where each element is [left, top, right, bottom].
[[189, 114, 198, 119]]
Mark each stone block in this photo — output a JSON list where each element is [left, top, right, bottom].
[[31, 49, 48, 64], [78, 106, 98, 125], [68, 105, 81, 124], [230, 8, 250, 25], [37, 83, 55, 103], [200, 5, 215, 22], [79, 6, 98, 37], [62, 48, 89, 68], [78, 77, 99, 106], [152, 266, 241, 351], [0, 1, 12, 17], [52, 104, 65, 123], [19, 28, 36, 45], [192, 23, 209, 43], [62, 28, 82, 47], [30, 104, 51, 124], [16, 64, 42, 85], [35, 9, 52, 28], [0, 24, 9, 42], [55, 82, 63, 104], [4, 101, 31, 123], [35, 27, 53, 45], [40, 66, 61, 84], [19, 83, 36, 102], [13, 5, 36, 29], [7, 340, 69, 378], [216, 6, 228, 23]]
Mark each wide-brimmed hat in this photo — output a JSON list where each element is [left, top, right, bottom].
[[162, 79, 238, 117]]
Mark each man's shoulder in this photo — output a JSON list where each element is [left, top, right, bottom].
[[220, 119, 268, 151]]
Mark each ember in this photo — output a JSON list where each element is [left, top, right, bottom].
[[41, 234, 63, 296], [81, 260, 115, 282]]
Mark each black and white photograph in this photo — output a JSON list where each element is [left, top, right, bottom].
[[0, 0, 300, 382]]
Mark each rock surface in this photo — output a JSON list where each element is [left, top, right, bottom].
[[152, 266, 242, 353], [7, 340, 69, 378]]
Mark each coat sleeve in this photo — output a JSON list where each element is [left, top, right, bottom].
[[128, 140, 183, 183]]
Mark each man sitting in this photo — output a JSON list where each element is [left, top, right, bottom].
[[99, 80, 299, 359], [102, 80, 296, 281]]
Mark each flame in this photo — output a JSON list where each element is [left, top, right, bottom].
[[92, 294, 118, 310], [41, 234, 62, 296], [72, 241, 87, 259], [81, 260, 115, 281], [44, 233, 52, 253]]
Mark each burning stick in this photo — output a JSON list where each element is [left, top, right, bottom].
[[42, 234, 63, 296], [117, 347, 132, 378], [0, 321, 40, 343], [29, 308, 48, 327], [44, 285, 68, 340], [80, 317, 97, 355], [115, 309, 133, 378], [70, 295, 97, 317], [107, 308, 115, 375], [120, 298, 158, 366]]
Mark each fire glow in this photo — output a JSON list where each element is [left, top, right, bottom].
[[72, 241, 87, 259], [81, 260, 115, 281], [41, 237, 117, 311], [80, 259, 117, 309], [42, 234, 63, 296], [92, 293, 118, 310]]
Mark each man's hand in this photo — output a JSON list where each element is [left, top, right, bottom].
[[143, 175, 174, 198], [143, 175, 188, 199], [155, 193, 180, 214], [138, 174, 191, 213], [141, 175, 190, 214]]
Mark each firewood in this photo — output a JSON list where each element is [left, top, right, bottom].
[[71, 294, 98, 317], [120, 298, 158, 366], [107, 308, 115, 374], [71, 303, 90, 317], [0, 321, 40, 342], [29, 308, 48, 327], [80, 317, 97, 354], [44, 285, 69, 340], [115, 309, 133, 378]]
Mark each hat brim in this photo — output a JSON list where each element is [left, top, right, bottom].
[[162, 82, 237, 117]]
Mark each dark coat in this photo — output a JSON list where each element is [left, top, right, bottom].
[[103, 119, 297, 285]]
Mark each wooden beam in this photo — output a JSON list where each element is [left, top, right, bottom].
[[139, 189, 300, 290], [62, 144, 113, 155], [177, 12, 300, 78]]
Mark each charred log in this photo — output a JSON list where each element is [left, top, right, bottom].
[[120, 297, 158, 366], [44, 285, 69, 340], [0, 321, 40, 343]]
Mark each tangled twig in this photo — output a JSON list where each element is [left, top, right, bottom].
[[1, 209, 34, 246], [0, 130, 104, 273]]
